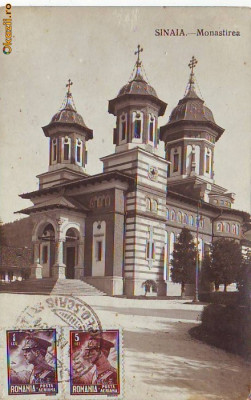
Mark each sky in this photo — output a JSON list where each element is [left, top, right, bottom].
[[0, 6, 250, 223]]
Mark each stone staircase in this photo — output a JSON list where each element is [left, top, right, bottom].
[[0, 278, 106, 296]]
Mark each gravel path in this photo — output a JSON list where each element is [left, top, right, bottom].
[[0, 294, 249, 400]]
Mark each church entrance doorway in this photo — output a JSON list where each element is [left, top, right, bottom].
[[65, 228, 79, 279], [39, 223, 55, 278], [66, 247, 75, 279]]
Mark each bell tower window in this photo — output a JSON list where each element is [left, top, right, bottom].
[[63, 137, 71, 162], [206, 154, 210, 173], [119, 113, 127, 143], [52, 138, 57, 164], [76, 139, 83, 165], [173, 152, 179, 172], [133, 111, 143, 140], [148, 114, 156, 144], [135, 120, 141, 138], [205, 148, 212, 175]]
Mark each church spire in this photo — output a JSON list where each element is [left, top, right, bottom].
[[184, 56, 199, 98], [66, 78, 73, 96], [61, 78, 76, 111], [134, 44, 144, 79], [188, 56, 198, 88]]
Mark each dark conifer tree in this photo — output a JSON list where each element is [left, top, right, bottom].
[[171, 228, 197, 298]]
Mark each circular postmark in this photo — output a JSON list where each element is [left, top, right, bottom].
[[16, 295, 102, 332], [15, 295, 104, 381]]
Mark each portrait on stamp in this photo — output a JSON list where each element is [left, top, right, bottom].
[[7, 329, 58, 395], [70, 330, 120, 395]]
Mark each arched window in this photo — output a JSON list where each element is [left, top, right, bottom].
[[171, 210, 176, 221], [133, 111, 143, 139], [105, 196, 110, 207], [183, 213, 188, 224], [63, 137, 71, 161], [92, 221, 106, 277], [146, 197, 151, 211], [120, 113, 127, 142], [236, 225, 240, 235], [97, 196, 105, 208], [52, 138, 57, 163], [199, 218, 204, 229], [205, 148, 212, 174], [232, 224, 236, 234], [76, 139, 83, 165], [151, 199, 158, 213], [173, 152, 179, 173], [146, 226, 155, 263], [177, 211, 182, 223], [216, 222, 223, 232], [166, 209, 169, 220], [189, 215, 194, 226], [148, 114, 156, 143], [225, 222, 230, 233]]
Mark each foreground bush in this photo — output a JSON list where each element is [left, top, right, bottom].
[[190, 304, 251, 360], [198, 291, 239, 305]]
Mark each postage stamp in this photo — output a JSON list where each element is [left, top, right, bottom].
[[70, 329, 121, 396], [6, 329, 58, 395]]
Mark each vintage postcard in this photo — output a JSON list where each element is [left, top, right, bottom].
[[0, 5, 250, 400]]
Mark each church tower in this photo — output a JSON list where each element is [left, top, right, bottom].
[[101, 46, 170, 296], [38, 80, 93, 189], [108, 45, 166, 155], [160, 57, 227, 203]]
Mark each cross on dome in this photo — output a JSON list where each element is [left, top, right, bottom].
[[135, 44, 143, 67], [58, 79, 76, 111], [188, 56, 198, 87], [66, 79, 73, 97], [133, 44, 145, 81], [188, 56, 198, 74]]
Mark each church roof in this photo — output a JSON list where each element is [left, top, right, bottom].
[[167, 190, 250, 221], [160, 57, 224, 140], [43, 80, 93, 139], [108, 46, 167, 116], [168, 87, 215, 124], [51, 102, 87, 127], [15, 196, 88, 215], [117, 72, 158, 98], [19, 171, 135, 200]]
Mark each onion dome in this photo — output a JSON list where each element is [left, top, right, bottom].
[[160, 56, 224, 141], [169, 77, 215, 124], [43, 79, 93, 139], [109, 45, 167, 116], [117, 69, 158, 98]]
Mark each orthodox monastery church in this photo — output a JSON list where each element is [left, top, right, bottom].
[[16, 48, 249, 296]]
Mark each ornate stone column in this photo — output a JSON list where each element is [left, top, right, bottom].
[[74, 241, 85, 280], [30, 241, 43, 279], [52, 239, 66, 279]]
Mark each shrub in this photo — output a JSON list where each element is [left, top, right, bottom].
[[193, 303, 251, 360]]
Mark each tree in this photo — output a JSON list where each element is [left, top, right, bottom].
[[171, 228, 197, 298], [210, 238, 242, 292], [200, 252, 214, 292], [237, 248, 251, 307]]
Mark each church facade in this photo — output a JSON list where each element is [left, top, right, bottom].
[[17, 50, 250, 296]]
